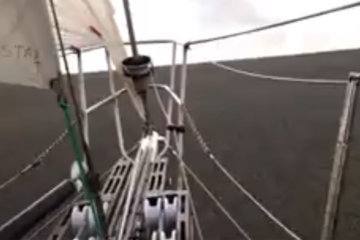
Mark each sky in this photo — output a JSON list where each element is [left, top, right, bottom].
[[68, 0, 360, 72]]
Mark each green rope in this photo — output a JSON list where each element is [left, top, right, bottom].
[[59, 98, 105, 238]]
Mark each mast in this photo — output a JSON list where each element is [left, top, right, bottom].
[[121, 0, 152, 132], [123, 0, 138, 56]]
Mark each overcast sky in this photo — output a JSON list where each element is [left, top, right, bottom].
[[71, 0, 360, 71]]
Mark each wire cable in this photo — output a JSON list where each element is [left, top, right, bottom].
[[150, 73, 172, 123], [50, 0, 107, 236], [172, 129, 205, 240], [0, 122, 75, 192], [181, 104, 302, 240], [187, 1, 360, 46], [177, 150, 205, 240], [149, 75, 205, 240], [149, 72, 172, 157], [26, 143, 138, 239], [168, 146, 252, 240], [211, 61, 346, 84], [145, 80, 301, 239]]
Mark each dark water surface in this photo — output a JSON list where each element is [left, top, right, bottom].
[[1, 49, 360, 239]]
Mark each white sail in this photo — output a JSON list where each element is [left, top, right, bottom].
[[54, 0, 145, 120], [0, 0, 145, 119], [53, 0, 117, 50], [0, 0, 59, 89]]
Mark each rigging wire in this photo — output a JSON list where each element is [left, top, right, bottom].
[[146, 75, 301, 239], [211, 61, 346, 84], [149, 71, 171, 157], [148, 74, 205, 240], [26, 143, 138, 240], [0, 84, 131, 192], [181, 104, 303, 240], [168, 146, 252, 240], [122, 153, 152, 240], [60, 98, 106, 237], [27, 189, 82, 240], [105, 49, 133, 162], [50, 0, 95, 174], [0, 121, 75, 192], [150, 73, 172, 124], [176, 143, 205, 240], [145, 79, 300, 238], [49, 0, 107, 237], [187, 1, 360, 46], [117, 144, 146, 240]]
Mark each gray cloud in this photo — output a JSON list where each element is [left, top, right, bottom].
[[198, 0, 268, 27]]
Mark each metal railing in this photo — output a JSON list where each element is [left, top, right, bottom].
[[75, 40, 179, 160]]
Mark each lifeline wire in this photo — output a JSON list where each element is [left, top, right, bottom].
[[49, 0, 106, 237], [169, 146, 252, 240], [26, 143, 138, 239], [182, 104, 302, 240], [0, 121, 75, 192], [211, 61, 346, 85], [187, 1, 360, 46], [149, 75, 205, 240], [146, 77, 301, 239]]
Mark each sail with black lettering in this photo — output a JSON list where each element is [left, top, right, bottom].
[[0, 0, 59, 89], [0, 0, 145, 119]]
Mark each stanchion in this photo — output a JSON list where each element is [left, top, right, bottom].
[[321, 72, 360, 240]]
